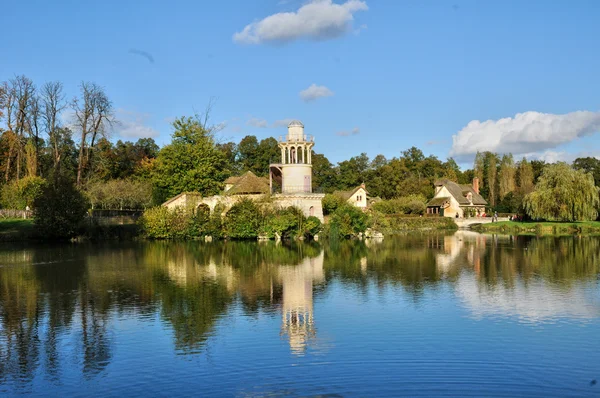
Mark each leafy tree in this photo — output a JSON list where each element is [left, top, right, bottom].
[[498, 154, 516, 199], [0, 176, 46, 209], [338, 153, 370, 188], [524, 162, 599, 221], [223, 199, 261, 239], [573, 157, 600, 187], [237, 135, 259, 172], [312, 152, 338, 192], [152, 117, 228, 203], [33, 173, 89, 239], [322, 193, 345, 215], [517, 157, 534, 194]]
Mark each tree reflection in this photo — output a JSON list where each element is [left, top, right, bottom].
[[0, 234, 599, 384]]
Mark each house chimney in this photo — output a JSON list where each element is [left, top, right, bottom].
[[360, 182, 366, 189], [472, 177, 479, 194]]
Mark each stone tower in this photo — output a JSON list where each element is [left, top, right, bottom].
[[278, 120, 314, 193]]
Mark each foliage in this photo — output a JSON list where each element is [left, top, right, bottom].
[[33, 173, 89, 239], [524, 163, 599, 221], [371, 195, 427, 215], [328, 203, 369, 238], [223, 199, 262, 239], [0, 176, 46, 209], [322, 193, 345, 215], [573, 157, 600, 187], [382, 215, 457, 233], [139, 206, 192, 239], [151, 117, 229, 203], [85, 179, 152, 210]]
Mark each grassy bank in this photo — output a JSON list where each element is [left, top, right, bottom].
[[0, 218, 35, 241], [382, 215, 457, 234], [0, 218, 139, 242], [472, 220, 600, 235]]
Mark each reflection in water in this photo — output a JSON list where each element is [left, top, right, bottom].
[[435, 232, 600, 322], [0, 235, 599, 395], [279, 252, 324, 355]]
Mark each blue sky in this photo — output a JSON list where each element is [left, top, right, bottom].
[[3, 0, 600, 168]]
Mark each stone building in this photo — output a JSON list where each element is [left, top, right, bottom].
[[163, 120, 325, 221]]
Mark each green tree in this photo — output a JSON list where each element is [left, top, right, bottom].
[[312, 152, 338, 192], [152, 117, 228, 203], [517, 157, 535, 194], [237, 135, 259, 173], [573, 157, 600, 187], [498, 154, 516, 199], [524, 162, 599, 221], [33, 173, 89, 239], [338, 153, 370, 188]]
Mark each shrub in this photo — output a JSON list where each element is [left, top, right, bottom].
[[223, 199, 261, 239], [322, 194, 345, 215], [329, 203, 369, 238], [371, 195, 426, 215], [1, 176, 46, 209], [33, 174, 88, 239]]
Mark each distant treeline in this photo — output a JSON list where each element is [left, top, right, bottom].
[[1, 74, 600, 223]]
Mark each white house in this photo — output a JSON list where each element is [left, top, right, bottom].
[[334, 183, 369, 209]]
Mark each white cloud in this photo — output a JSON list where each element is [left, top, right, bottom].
[[299, 84, 334, 102], [233, 0, 368, 45], [114, 109, 159, 139], [247, 117, 268, 128], [336, 126, 360, 136], [450, 110, 600, 158], [272, 118, 296, 128]]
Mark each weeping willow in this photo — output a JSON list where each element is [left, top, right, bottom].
[[524, 162, 599, 221]]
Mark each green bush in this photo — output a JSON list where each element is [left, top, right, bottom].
[[139, 206, 203, 239], [371, 195, 427, 215], [322, 194, 345, 215], [224, 199, 261, 239], [329, 203, 369, 238], [1, 176, 47, 209], [33, 174, 88, 239]]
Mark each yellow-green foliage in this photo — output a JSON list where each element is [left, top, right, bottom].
[[139, 207, 192, 239], [1, 176, 46, 209], [524, 162, 599, 221], [382, 215, 457, 233], [140, 201, 320, 240], [371, 194, 427, 215]]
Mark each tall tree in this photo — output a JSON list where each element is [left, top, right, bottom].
[[237, 135, 259, 173], [41, 81, 67, 168], [312, 152, 338, 193], [498, 154, 516, 199], [517, 157, 534, 194], [151, 117, 228, 202], [72, 82, 114, 186], [524, 162, 599, 221], [338, 153, 370, 188], [573, 157, 600, 187], [473, 151, 485, 191]]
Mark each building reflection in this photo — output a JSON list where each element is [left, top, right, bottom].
[[278, 251, 324, 355], [434, 232, 600, 322]]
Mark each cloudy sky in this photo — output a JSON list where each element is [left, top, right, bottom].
[[3, 0, 600, 167]]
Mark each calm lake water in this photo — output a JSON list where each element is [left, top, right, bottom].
[[1, 232, 599, 397]]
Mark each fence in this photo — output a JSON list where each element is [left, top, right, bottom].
[[0, 209, 32, 219]]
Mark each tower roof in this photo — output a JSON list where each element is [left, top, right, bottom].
[[288, 120, 304, 128]]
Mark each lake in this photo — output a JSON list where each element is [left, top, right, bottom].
[[1, 232, 599, 397]]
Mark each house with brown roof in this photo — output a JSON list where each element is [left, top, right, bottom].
[[333, 183, 369, 208], [223, 171, 270, 195], [426, 178, 487, 218]]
